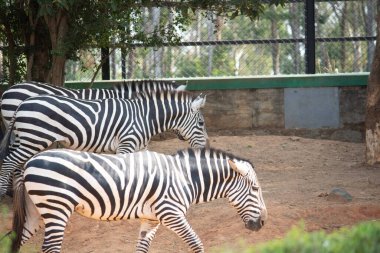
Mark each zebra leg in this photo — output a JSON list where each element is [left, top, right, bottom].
[[135, 220, 160, 253], [40, 214, 70, 253], [0, 136, 51, 198], [161, 215, 204, 253], [41, 221, 67, 253], [0, 158, 24, 197], [20, 190, 43, 245], [38, 202, 74, 253], [0, 136, 21, 197]]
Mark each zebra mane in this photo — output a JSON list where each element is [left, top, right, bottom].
[[174, 148, 252, 165], [134, 89, 192, 101], [113, 80, 184, 91]]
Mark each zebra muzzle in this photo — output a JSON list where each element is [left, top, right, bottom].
[[245, 218, 264, 231]]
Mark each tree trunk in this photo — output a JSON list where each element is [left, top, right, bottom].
[[207, 11, 214, 76], [340, 3, 347, 72], [352, 2, 361, 72], [363, 0, 376, 71], [1, 16, 17, 86], [289, 3, 301, 74], [270, 6, 280, 75], [152, 7, 162, 78], [195, 11, 201, 58], [111, 38, 116, 80], [127, 49, 135, 79], [215, 15, 223, 41], [366, 0, 380, 165], [0, 43, 3, 81], [44, 9, 69, 86]]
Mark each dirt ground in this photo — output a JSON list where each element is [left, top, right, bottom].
[[1, 134, 380, 253]]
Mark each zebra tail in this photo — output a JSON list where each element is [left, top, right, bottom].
[[11, 174, 26, 253], [0, 116, 15, 161]]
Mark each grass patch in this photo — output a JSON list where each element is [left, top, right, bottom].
[[213, 221, 380, 253]]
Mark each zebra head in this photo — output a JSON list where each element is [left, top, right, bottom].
[[227, 159, 267, 232], [175, 94, 209, 148]]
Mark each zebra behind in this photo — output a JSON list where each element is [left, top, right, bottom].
[[0, 90, 208, 199], [0, 80, 186, 127], [11, 148, 267, 253]]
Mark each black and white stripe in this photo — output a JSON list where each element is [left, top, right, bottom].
[[0, 91, 208, 198], [11, 148, 267, 253], [1, 80, 186, 127]]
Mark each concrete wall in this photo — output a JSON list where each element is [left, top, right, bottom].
[[62, 74, 368, 142], [284, 87, 340, 129], [199, 86, 366, 142]]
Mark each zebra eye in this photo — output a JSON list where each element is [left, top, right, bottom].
[[252, 185, 259, 191], [199, 120, 204, 127]]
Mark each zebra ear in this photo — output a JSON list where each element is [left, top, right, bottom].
[[228, 159, 238, 172], [176, 84, 187, 91], [228, 159, 248, 176], [191, 94, 206, 111], [175, 80, 188, 91]]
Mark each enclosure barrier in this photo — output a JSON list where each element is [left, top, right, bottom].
[[63, 73, 368, 90], [0, 73, 369, 143]]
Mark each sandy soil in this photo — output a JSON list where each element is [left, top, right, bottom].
[[1, 134, 380, 252]]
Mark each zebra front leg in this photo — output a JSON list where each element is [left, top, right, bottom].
[[135, 220, 160, 253], [161, 215, 204, 253]]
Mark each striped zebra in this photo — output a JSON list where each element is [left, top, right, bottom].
[[0, 90, 208, 198], [1, 80, 186, 127], [10, 148, 267, 253]]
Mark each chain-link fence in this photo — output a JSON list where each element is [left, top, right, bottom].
[[1, 1, 376, 82]]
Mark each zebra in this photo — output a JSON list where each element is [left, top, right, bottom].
[[0, 80, 186, 128], [10, 147, 267, 253], [0, 90, 208, 199]]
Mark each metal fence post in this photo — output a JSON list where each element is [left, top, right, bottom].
[[121, 48, 126, 79], [101, 47, 110, 80], [305, 0, 316, 74]]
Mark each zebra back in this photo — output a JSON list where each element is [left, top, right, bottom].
[[112, 80, 187, 98], [0, 80, 186, 127]]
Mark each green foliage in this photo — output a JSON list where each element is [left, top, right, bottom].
[[0, 204, 12, 253], [214, 221, 380, 253], [0, 0, 284, 83]]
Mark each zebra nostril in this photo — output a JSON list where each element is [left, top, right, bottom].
[[261, 220, 265, 226]]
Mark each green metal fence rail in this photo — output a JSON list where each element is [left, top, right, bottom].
[[0, 73, 369, 93], [64, 73, 369, 90]]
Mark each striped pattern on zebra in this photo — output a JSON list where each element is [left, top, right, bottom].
[[1, 80, 186, 127], [0, 90, 208, 198], [11, 148, 267, 253]]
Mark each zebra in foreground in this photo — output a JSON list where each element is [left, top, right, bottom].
[[10, 148, 267, 253], [0, 80, 186, 127], [0, 90, 208, 198]]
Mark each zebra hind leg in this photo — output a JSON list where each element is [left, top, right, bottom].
[[135, 220, 160, 253], [161, 215, 204, 253], [21, 192, 43, 245], [39, 202, 74, 253], [11, 169, 43, 251]]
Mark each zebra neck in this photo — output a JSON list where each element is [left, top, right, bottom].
[[178, 154, 234, 205], [146, 93, 189, 134]]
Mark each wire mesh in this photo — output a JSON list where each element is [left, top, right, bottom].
[[61, 0, 376, 81]]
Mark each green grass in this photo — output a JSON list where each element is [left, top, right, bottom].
[[0, 204, 12, 253], [213, 221, 380, 253]]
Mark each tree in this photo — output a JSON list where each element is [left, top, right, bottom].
[[0, 0, 284, 86], [366, 0, 380, 165]]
